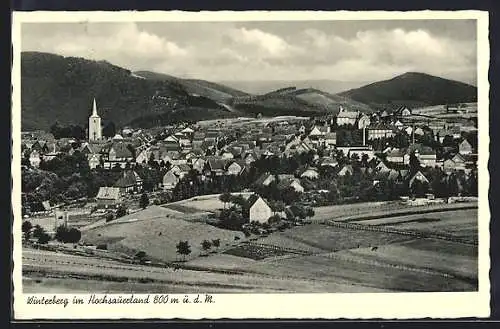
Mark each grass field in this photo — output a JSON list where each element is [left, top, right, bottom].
[[164, 193, 252, 213], [240, 252, 475, 292], [380, 209, 477, 241], [82, 207, 245, 262], [257, 224, 413, 253]]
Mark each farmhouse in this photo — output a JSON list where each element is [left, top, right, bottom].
[[96, 187, 121, 206], [459, 139, 473, 155], [226, 160, 247, 176], [162, 171, 180, 190], [248, 195, 273, 224], [114, 170, 143, 194]]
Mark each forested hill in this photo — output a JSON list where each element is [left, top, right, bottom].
[[21, 52, 232, 131], [337, 72, 477, 111]]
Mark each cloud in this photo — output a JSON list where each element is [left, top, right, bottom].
[[21, 22, 477, 84]]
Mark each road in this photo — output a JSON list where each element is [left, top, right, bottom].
[[22, 248, 386, 293]]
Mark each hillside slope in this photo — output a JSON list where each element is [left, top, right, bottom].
[[21, 52, 233, 131], [337, 72, 477, 111], [230, 87, 372, 117], [134, 70, 249, 103]]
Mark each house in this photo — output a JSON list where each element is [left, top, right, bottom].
[[226, 161, 246, 176], [254, 172, 275, 186], [357, 114, 371, 130], [408, 171, 430, 189], [395, 106, 412, 117], [443, 154, 467, 172], [300, 167, 319, 179], [96, 187, 121, 206], [375, 161, 390, 173], [386, 148, 405, 164], [459, 139, 473, 155], [114, 171, 144, 194], [325, 132, 337, 147], [394, 120, 404, 130], [162, 171, 179, 190], [29, 150, 41, 168], [135, 149, 150, 164], [318, 156, 338, 168], [192, 157, 207, 173], [170, 164, 191, 179], [367, 124, 396, 140], [338, 164, 354, 176], [404, 144, 437, 167], [277, 178, 304, 193], [248, 195, 273, 224], [336, 107, 359, 126], [204, 158, 227, 176], [88, 153, 101, 169]]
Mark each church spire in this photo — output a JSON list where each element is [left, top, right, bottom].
[[91, 97, 99, 117]]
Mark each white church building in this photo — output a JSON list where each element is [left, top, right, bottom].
[[89, 98, 102, 142]]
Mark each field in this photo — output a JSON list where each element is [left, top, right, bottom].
[[25, 206, 479, 293], [81, 206, 245, 262], [257, 224, 413, 252], [354, 208, 477, 242], [164, 193, 252, 213]]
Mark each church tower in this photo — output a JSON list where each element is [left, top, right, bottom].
[[88, 98, 102, 141]]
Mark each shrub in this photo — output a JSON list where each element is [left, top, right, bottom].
[[37, 233, 51, 244], [105, 212, 114, 222], [32, 225, 45, 239], [22, 221, 32, 240], [116, 205, 127, 218], [54, 225, 81, 243]]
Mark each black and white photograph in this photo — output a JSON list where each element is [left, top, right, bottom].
[[12, 10, 490, 319]]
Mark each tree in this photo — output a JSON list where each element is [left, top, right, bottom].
[[139, 193, 150, 209], [55, 224, 68, 242], [219, 192, 232, 209], [105, 212, 115, 222], [409, 153, 421, 174], [176, 240, 191, 261], [37, 233, 51, 244], [67, 228, 82, 243], [212, 238, 221, 248], [22, 221, 32, 241], [201, 240, 212, 253], [116, 204, 127, 218], [32, 225, 45, 239], [102, 121, 116, 138]]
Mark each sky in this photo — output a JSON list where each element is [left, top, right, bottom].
[[21, 20, 477, 85]]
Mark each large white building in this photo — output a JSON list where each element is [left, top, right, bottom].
[[89, 98, 102, 142]]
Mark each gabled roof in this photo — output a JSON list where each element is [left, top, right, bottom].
[[109, 143, 134, 159], [96, 187, 121, 200], [115, 171, 142, 188], [337, 110, 359, 119]]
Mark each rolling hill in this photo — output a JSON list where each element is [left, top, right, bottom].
[[134, 70, 249, 103], [337, 72, 477, 111], [229, 87, 372, 117], [21, 52, 235, 131], [218, 79, 369, 95]]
